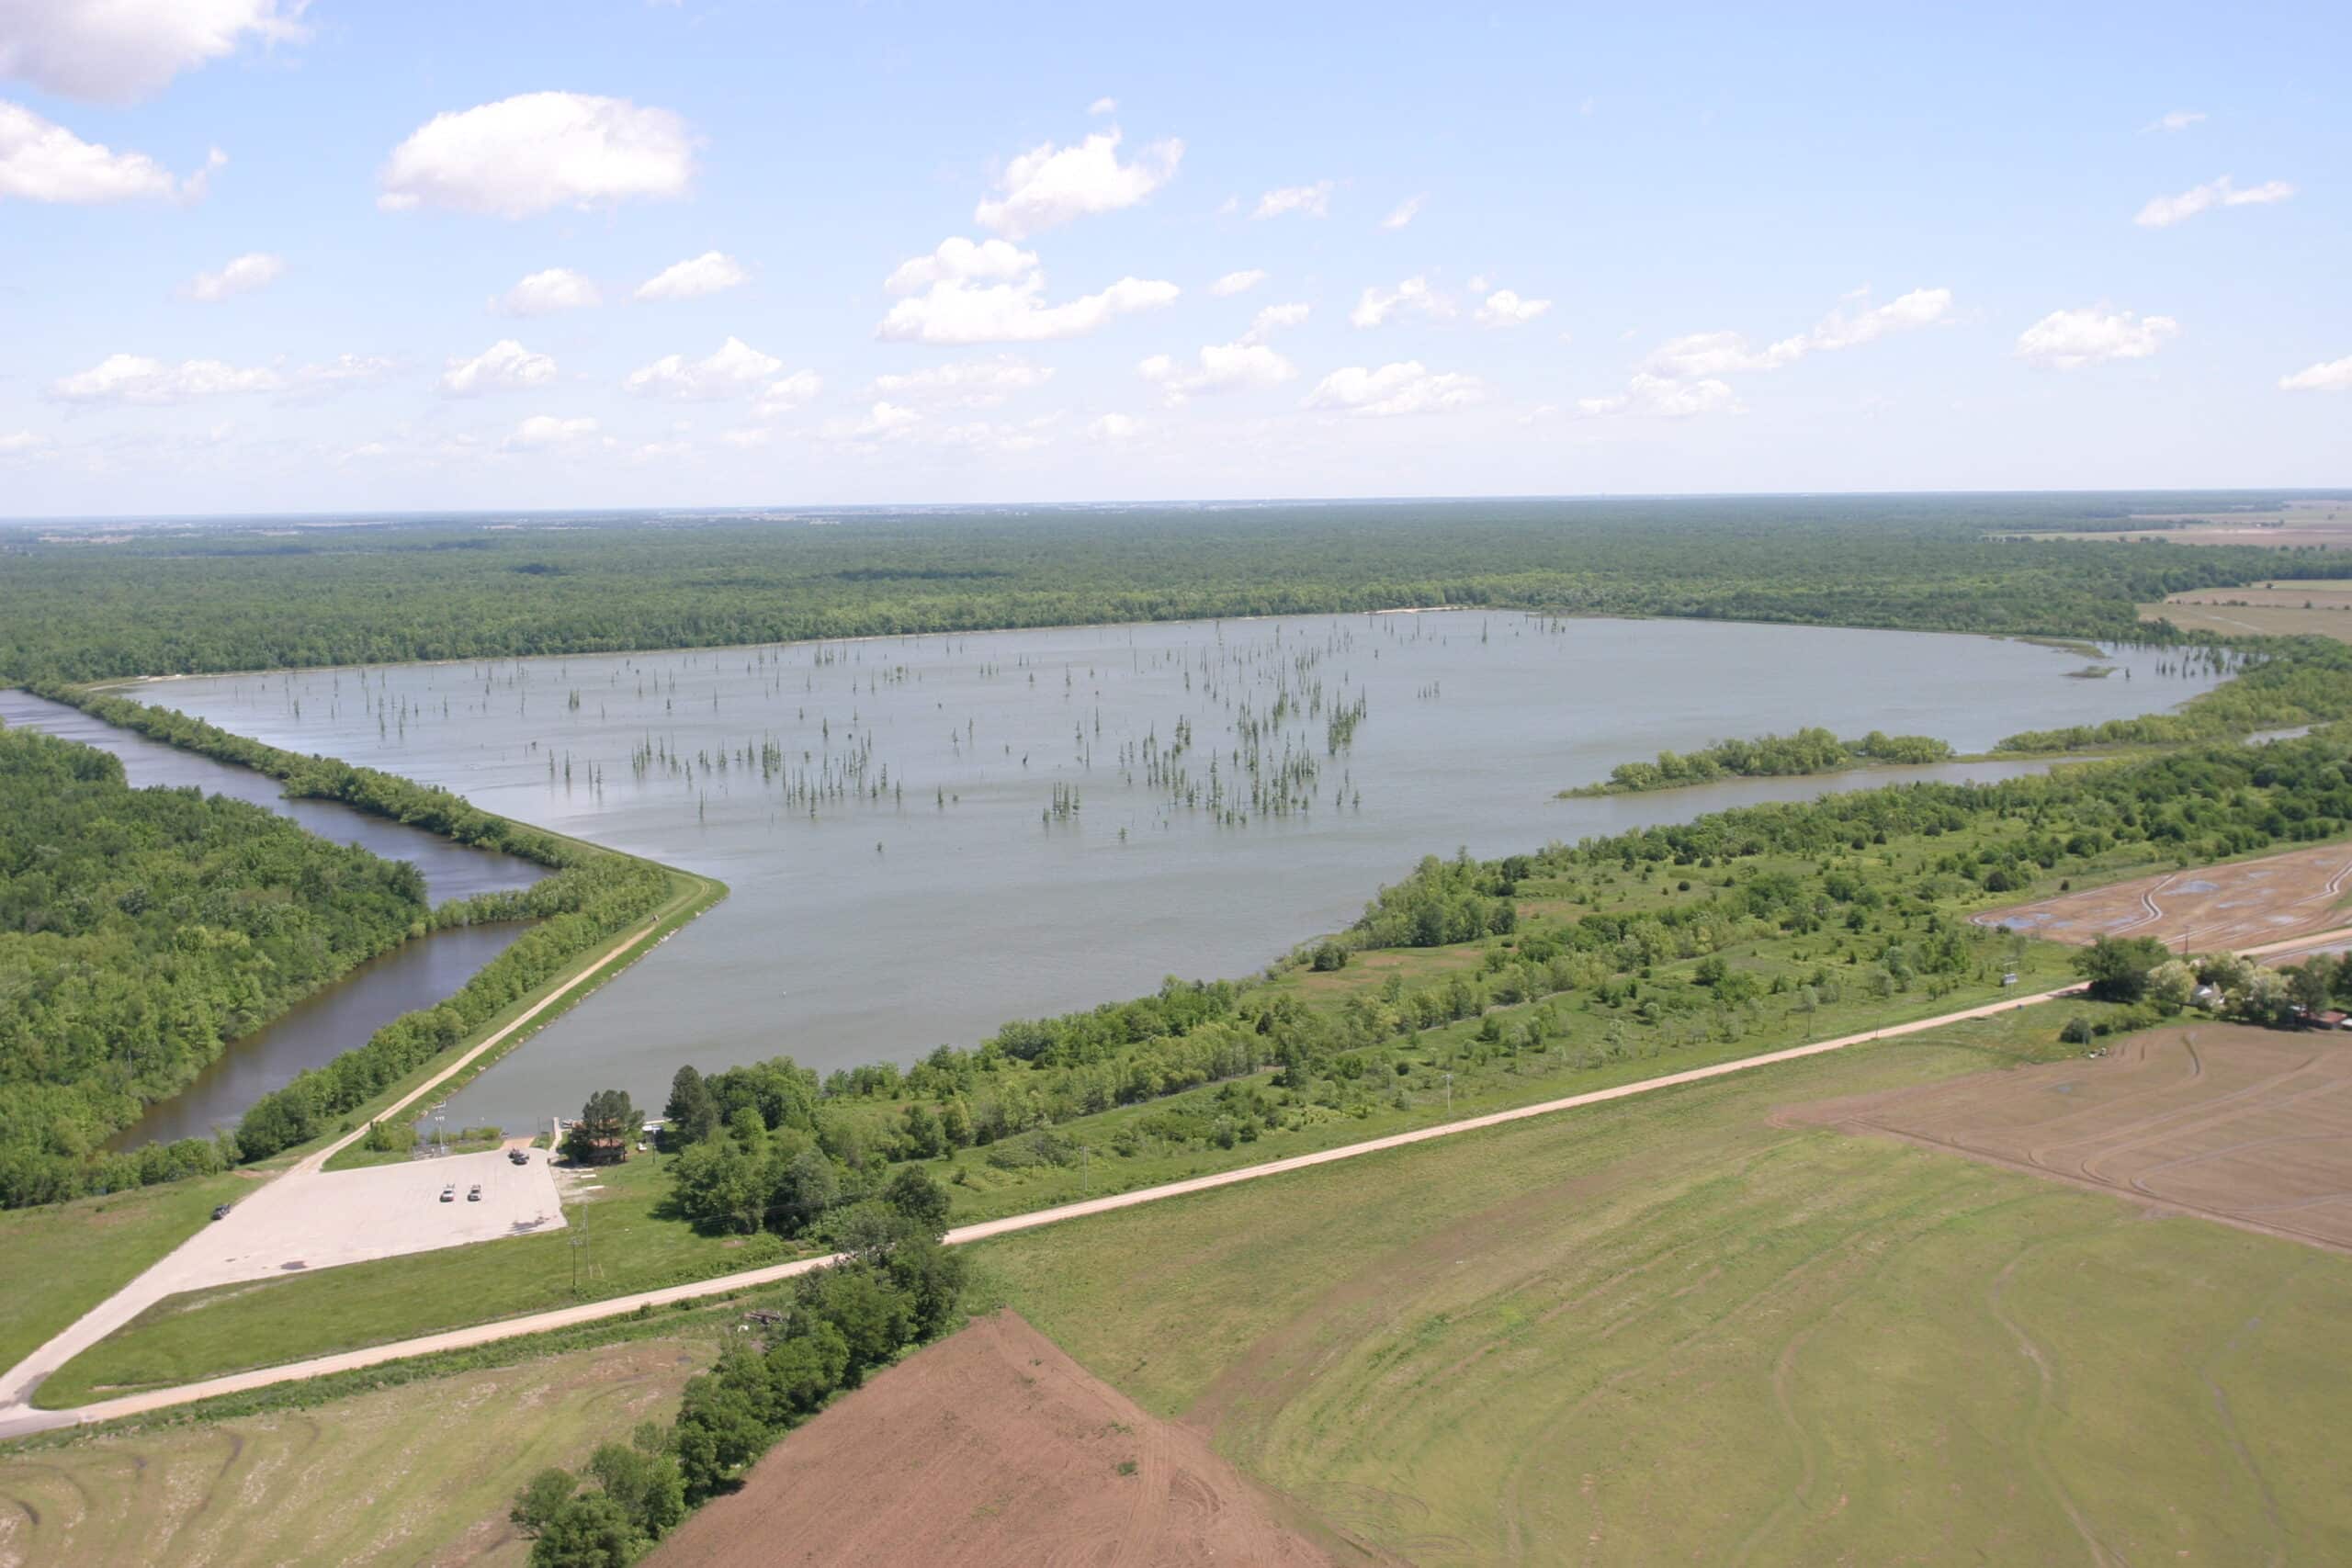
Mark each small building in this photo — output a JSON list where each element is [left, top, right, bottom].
[[2313, 1010, 2351, 1032], [574, 1135, 630, 1166]]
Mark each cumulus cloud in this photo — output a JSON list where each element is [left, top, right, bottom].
[[872, 356, 1054, 408], [2144, 109, 2206, 132], [820, 401, 922, 444], [1475, 288, 1552, 328], [1140, 343, 1296, 402], [1576, 372, 1740, 419], [2279, 355, 2352, 394], [754, 369, 822, 417], [379, 92, 695, 218], [441, 339, 557, 395], [2015, 306, 2179, 369], [1254, 180, 1332, 220], [0, 101, 220, 202], [1305, 361, 1485, 417], [1210, 268, 1266, 297], [506, 414, 597, 450], [288, 354, 393, 396], [625, 336, 784, 400], [0, 0, 304, 104], [1240, 302, 1310, 344], [51, 352, 281, 403], [1351, 276, 1454, 329], [1379, 194, 1424, 231], [496, 267, 601, 315], [974, 129, 1181, 238], [884, 236, 1038, 295], [1643, 287, 1951, 376], [0, 429, 49, 453], [636, 250, 747, 300], [877, 243, 1178, 345], [1088, 412, 1143, 443], [183, 251, 283, 301], [1088, 96, 1116, 116], [2134, 175, 2294, 228]]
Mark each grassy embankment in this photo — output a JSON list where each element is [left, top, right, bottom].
[[31, 794, 2269, 1404], [968, 1002, 2352, 1564]]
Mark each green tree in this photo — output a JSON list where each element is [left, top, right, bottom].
[[673, 1376, 771, 1501], [585, 1440, 686, 1540], [2073, 935, 2172, 1003], [662, 1066, 718, 1147], [2145, 958, 2199, 1013], [882, 1165, 953, 1232], [510, 1468, 576, 1539], [528, 1495, 638, 1568]]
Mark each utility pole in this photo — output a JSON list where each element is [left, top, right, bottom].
[[1443, 1071, 1453, 1114]]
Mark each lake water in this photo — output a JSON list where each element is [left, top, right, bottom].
[[120, 613, 2220, 1131], [0, 689, 545, 1146]]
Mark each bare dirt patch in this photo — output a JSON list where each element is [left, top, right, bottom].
[[1789, 1024, 2352, 1252], [1974, 841, 2352, 953], [650, 1311, 1371, 1568]]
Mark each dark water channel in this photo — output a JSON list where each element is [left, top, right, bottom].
[[0, 689, 546, 1146]]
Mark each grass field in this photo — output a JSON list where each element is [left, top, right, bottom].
[[0, 1333, 714, 1567], [969, 1008, 2352, 1564], [0, 1172, 250, 1382], [2145, 582, 2352, 644]]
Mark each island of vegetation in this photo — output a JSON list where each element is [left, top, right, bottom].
[[1563, 726, 1956, 795]]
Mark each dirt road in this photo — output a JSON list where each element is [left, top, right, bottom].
[[0, 979, 2089, 1439]]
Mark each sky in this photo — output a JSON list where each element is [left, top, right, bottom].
[[0, 0, 2346, 516]]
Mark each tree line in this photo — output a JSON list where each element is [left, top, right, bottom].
[[1576, 728, 1954, 794]]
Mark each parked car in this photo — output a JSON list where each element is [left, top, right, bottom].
[[468, 1184, 483, 1201], [508, 1148, 530, 1165], [210, 1202, 233, 1222], [440, 1184, 456, 1202]]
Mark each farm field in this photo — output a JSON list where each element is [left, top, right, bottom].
[[1974, 840, 2352, 953], [2145, 579, 2352, 642], [0, 1334, 713, 1568], [971, 1010, 2352, 1565], [1792, 1023, 2352, 1253], [650, 1310, 1357, 1568], [2030, 501, 2352, 548]]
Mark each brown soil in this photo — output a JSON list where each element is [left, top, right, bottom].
[[1787, 1024, 2352, 1253], [649, 1311, 1370, 1568], [1974, 842, 2352, 953]]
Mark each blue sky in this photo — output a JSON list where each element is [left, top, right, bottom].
[[1, 0, 2346, 514]]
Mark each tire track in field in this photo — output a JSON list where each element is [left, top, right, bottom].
[[1985, 1234, 2122, 1568], [2199, 1263, 2309, 1568]]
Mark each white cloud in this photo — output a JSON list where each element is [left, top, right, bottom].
[[2015, 306, 2179, 370], [183, 250, 283, 301], [629, 439, 690, 463], [933, 413, 1061, 456], [0, 0, 304, 104], [0, 429, 50, 453], [51, 352, 280, 403], [974, 129, 1181, 239], [0, 100, 220, 202], [441, 340, 558, 396], [2134, 175, 2294, 228], [379, 93, 695, 218], [1210, 268, 1266, 297], [720, 426, 775, 449], [1088, 96, 1116, 116], [1379, 194, 1425, 231], [1088, 412, 1142, 443], [636, 250, 747, 301], [496, 267, 601, 315], [1305, 361, 1485, 417], [884, 236, 1039, 295], [625, 336, 785, 400], [754, 369, 821, 417], [1254, 181, 1332, 220], [1576, 372, 1740, 419], [1475, 288, 1552, 328], [1351, 276, 1454, 328], [877, 256, 1179, 346], [1239, 302, 1310, 344], [2279, 355, 2352, 394], [872, 355, 1054, 408], [506, 414, 597, 450], [1643, 287, 1951, 375], [2144, 109, 2206, 132], [821, 401, 922, 444], [288, 354, 393, 395], [1141, 344, 1296, 402]]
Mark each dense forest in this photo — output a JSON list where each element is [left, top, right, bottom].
[[0, 690, 685, 1206], [5, 493, 2347, 682], [0, 724, 429, 1204]]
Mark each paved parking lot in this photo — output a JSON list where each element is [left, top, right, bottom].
[[169, 1148, 566, 1292]]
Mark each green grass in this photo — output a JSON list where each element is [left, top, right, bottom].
[[0, 1171, 250, 1381], [35, 1154, 808, 1407], [967, 1011, 2352, 1564], [0, 1332, 716, 1567]]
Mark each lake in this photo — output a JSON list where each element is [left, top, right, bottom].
[[0, 689, 545, 1146], [119, 613, 2219, 1132]]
